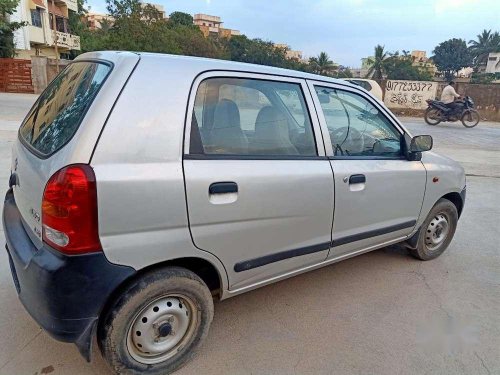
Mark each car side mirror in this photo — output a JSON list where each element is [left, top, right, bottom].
[[410, 135, 433, 152]]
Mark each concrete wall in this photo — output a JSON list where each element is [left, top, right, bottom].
[[380, 80, 500, 122], [30, 56, 70, 94]]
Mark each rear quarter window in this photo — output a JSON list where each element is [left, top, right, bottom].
[[19, 61, 112, 157]]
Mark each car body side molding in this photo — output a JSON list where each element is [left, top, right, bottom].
[[234, 220, 416, 272], [332, 220, 416, 247]]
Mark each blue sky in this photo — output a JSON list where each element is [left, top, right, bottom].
[[87, 0, 500, 67]]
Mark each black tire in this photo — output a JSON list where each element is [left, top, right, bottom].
[[424, 107, 442, 125], [409, 198, 458, 261], [461, 109, 480, 128], [99, 267, 214, 375]]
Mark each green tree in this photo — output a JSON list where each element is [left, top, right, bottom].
[[432, 38, 472, 81], [168, 11, 193, 27], [0, 0, 27, 58], [365, 45, 387, 80], [67, 0, 89, 58], [227, 35, 290, 68], [383, 52, 432, 81], [308, 52, 336, 76], [104, 0, 179, 53], [106, 0, 142, 18], [468, 29, 500, 69], [174, 26, 226, 58], [336, 65, 353, 78]]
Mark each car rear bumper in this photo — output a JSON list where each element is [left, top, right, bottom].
[[2, 189, 135, 360]]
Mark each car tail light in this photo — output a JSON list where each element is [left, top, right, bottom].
[[42, 164, 102, 255]]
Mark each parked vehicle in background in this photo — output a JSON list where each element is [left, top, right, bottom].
[[425, 96, 480, 127], [3, 52, 466, 374], [343, 78, 383, 101]]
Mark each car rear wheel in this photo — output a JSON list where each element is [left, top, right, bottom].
[[409, 198, 458, 261], [99, 267, 214, 375], [424, 107, 442, 125]]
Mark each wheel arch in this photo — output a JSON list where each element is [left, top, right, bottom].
[[441, 191, 464, 218], [406, 190, 464, 250], [103, 256, 225, 311], [96, 256, 225, 343]]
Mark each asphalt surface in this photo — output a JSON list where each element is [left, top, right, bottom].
[[0, 93, 499, 375]]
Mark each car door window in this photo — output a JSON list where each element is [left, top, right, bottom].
[[314, 86, 402, 157], [191, 78, 316, 156]]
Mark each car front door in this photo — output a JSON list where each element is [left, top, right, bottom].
[[183, 72, 334, 291], [308, 81, 426, 259]]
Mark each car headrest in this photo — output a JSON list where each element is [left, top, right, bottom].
[[213, 99, 241, 130]]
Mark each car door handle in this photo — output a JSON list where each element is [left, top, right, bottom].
[[209, 182, 238, 194], [349, 174, 366, 184]]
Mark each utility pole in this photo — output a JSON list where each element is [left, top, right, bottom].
[[50, 0, 60, 73]]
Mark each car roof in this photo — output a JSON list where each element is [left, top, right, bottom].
[[77, 51, 359, 89]]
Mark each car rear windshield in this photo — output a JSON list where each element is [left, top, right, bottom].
[[19, 61, 111, 157]]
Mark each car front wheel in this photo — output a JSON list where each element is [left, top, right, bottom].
[[409, 198, 458, 260], [99, 266, 214, 375]]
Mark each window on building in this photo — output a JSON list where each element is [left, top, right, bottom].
[[190, 77, 317, 156], [49, 13, 69, 33], [31, 7, 43, 28]]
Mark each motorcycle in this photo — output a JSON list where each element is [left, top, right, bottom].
[[424, 96, 480, 128]]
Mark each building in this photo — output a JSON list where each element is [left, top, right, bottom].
[[193, 14, 240, 38], [485, 52, 500, 74], [85, 2, 164, 31], [12, 0, 81, 59], [274, 43, 304, 60], [410, 50, 437, 76], [141, 2, 167, 19], [85, 12, 114, 31], [351, 57, 374, 78]]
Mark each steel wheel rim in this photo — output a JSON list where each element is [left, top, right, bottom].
[[126, 294, 198, 364], [424, 213, 450, 251]]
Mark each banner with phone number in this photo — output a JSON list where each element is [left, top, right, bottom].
[[384, 80, 438, 110]]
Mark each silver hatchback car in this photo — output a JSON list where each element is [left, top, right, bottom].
[[3, 52, 466, 374]]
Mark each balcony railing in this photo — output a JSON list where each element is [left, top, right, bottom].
[[55, 31, 80, 50]]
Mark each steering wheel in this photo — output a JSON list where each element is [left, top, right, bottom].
[[331, 127, 365, 155]]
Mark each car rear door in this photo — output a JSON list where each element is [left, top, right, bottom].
[[183, 72, 334, 291], [308, 80, 426, 259]]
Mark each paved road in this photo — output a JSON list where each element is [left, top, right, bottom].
[[0, 94, 499, 374]]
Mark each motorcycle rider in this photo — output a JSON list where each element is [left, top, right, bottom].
[[440, 81, 461, 114]]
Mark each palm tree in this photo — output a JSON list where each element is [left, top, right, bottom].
[[365, 45, 387, 80], [469, 29, 500, 68], [309, 52, 337, 76]]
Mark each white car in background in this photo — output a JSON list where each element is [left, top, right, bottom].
[[344, 79, 383, 101]]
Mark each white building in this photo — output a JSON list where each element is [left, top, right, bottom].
[[485, 52, 500, 74], [193, 14, 240, 37], [13, 0, 80, 59], [274, 43, 304, 61]]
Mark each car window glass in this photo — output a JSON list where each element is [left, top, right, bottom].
[[219, 84, 271, 131], [275, 89, 306, 126], [315, 86, 401, 157], [19, 62, 111, 156], [191, 78, 316, 156], [350, 80, 372, 91]]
